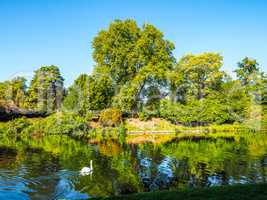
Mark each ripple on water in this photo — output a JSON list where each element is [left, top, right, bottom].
[[1, 134, 267, 199], [0, 164, 89, 200]]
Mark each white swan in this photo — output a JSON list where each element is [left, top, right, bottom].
[[80, 160, 93, 176]]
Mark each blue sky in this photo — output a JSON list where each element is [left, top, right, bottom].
[[0, 0, 266, 86]]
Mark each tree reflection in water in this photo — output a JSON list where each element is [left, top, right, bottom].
[[0, 133, 266, 199]]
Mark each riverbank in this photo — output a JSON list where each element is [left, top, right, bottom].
[[0, 113, 265, 141], [92, 183, 267, 200]]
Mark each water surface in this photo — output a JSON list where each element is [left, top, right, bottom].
[[0, 133, 266, 199]]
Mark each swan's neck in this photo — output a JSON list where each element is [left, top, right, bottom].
[[90, 160, 93, 169]]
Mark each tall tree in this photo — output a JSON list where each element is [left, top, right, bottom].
[[93, 19, 141, 87], [235, 57, 259, 86], [26, 66, 64, 113], [178, 53, 224, 100], [93, 19, 175, 112]]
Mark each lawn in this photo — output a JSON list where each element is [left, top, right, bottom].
[[92, 184, 267, 200]]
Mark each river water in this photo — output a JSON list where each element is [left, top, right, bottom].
[[0, 133, 266, 199]]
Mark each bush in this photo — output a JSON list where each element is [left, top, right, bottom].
[[138, 110, 159, 121], [99, 108, 122, 127], [26, 112, 89, 137], [159, 98, 243, 126], [137, 112, 148, 121], [4, 117, 31, 135]]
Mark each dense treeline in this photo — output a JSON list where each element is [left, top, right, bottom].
[[0, 19, 266, 127]]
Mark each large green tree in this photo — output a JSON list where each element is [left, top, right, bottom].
[[93, 19, 141, 87], [26, 65, 64, 113], [93, 19, 175, 112]]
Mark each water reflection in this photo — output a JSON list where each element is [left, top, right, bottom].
[[0, 133, 266, 199]]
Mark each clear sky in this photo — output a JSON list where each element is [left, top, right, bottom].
[[0, 0, 266, 86]]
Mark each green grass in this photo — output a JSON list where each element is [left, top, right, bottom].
[[92, 183, 267, 200], [124, 117, 251, 133]]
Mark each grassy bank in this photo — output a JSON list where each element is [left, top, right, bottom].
[[125, 117, 260, 133], [0, 113, 264, 142], [93, 183, 267, 200]]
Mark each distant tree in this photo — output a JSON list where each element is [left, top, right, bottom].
[[0, 77, 27, 108], [159, 80, 250, 125], [63, 74, 90, 113], [26, 65, 64, 113], [0, 82, 7, 101], [63, 74, 114, 114], [259, 73, 267, 105], [8, 77, 27, 107], [235, 57, 259, 86], [235, 58, 266, 105], [178, 53, 224, 100]]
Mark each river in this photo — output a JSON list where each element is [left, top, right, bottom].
[[0, 133, 266, 199]]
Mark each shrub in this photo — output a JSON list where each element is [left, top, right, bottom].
[[138, 109, 159, 121], [99, 108, 122, 127], [138, 112, 149, 121], [26, 112, 89, 137], [159, 98, 242, 126], [5, 117, 31, 135]]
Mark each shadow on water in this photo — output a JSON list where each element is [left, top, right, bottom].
[[166, 135, 236, 144], [0, 146, 17, 156], [0, 146, 17, 167], [0, 132, 266, 199]]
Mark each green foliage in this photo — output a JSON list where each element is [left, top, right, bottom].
[[0, 19, 265, 129], [235, 57, 259, 86], [177, 53, 224, 100], [137, 111, 147, 121], [0, 82, 6, 100], [159, 82, 250, 125], [0, 77, 27, 108], [26, 65, 64, 113], [93, 19, 175, 111], [157, 53, 260, 126], [93, 183, 267, 200], [88, 75, 114, 110], [99, 108, 122, 127], [137, 109, 159, 121], [118, 123, 127, 144], [27, 113, 89, 137], [1, 117, 31, 136], [63, 74, 114, 114], [93, 19, 141, 86], [112, 81, 140, 112], [62, 74, 89, 113]]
